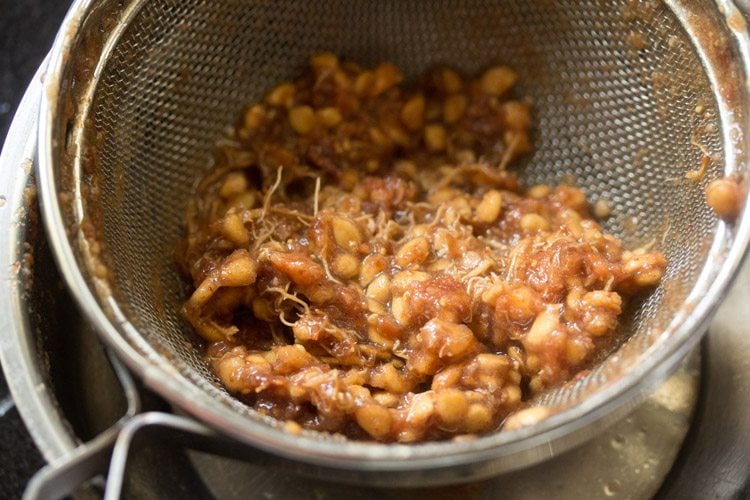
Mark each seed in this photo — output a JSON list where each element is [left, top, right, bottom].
[[339, 168, 359, 191], [441, 68, 463, 93], [331, 216, 362, 249], [216, 355, 252, 391], [505, 385, 522, 405], [566, 338, 590, 363], [360, 254, 388, 286], [391, 270, 430, 293], [480, 66, 518, 96], [474, 353, 510, 372], [435, 389, 468, 428], [395, 237, 430, 267], [525, 307, 560, 350], [369, 127, 390, 147], [443, 94, 467, 124], [222, 212, 250, 246], [428, 187, 458, 204], [227, 191, 256, 211], [354, 71, 374, 96], [316, 107, 343, 128], [520, 213, 549, 232], [454, 149, 476, 164], [372, 363, 409, 393], [310, 52, 338, 73], [266, 82, 295, 107], [366, 273, 391, 304], [475, 189, 502, 223], [367, 298, 387, 315], [465, 403, 493, 432], [283, 420, 302, 435], [383, 123, 411, 147], [218, 172, 248, 199], [333, 253, 360, 279], [241, 104, 265, 133], [394, 160, 417, 178], [706, 177, 742, 221], [219, 250, 257, 286], [400, 94, 425, 131], [288, 106, 316, 135], [391, 295, 408, 325], [355, 404, 392, 440], [500, 100, 532, 130], [372, 392, 399, 408], [424, 124, 447, 152], [527, 184, 550, 199], [371, 62, 403, 96], [593, 199, 612, 219]]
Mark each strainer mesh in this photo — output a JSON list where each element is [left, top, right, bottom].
[[77, 1, 727, 422]]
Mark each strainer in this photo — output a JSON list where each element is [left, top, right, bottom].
[[37, 0, 750, 486]]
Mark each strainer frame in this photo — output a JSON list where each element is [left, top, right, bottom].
[[36, 0, 750, 484]]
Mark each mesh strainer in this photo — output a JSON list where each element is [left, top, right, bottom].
[[37, 0, 750, 485]]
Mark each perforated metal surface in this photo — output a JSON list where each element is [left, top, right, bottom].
[[39, 0, 750, 477]]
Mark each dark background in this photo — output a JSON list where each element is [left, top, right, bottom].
[[0, 0, 72, 498]]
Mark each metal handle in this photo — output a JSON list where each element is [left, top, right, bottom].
[[23, 352, 140, 500]]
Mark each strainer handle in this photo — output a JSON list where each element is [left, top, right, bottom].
[[24, 424, 122, 500], [23, 350, 277, 500], [24, 352, 141, 500]]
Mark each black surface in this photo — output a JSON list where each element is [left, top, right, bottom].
[[0, 0, 72, 498]]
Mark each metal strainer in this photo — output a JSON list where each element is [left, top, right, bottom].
[[37, 0, 750, 485]]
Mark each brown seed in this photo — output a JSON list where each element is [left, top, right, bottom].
[[288, 106, 316, 135], [525, 307, 560, 350], [371, 62, 403, 96], [475, 190, 503, 223], [354, 71, 374, 96], [395, 237, 430, 267], [331, 216, 362, 249], [355, 404, 393, 440], [360, 254, 388, 286], [366, 274, 391, 304], [527, 184, 551, 199], [593, 199, 612, 219], [520, 213, 549, 232], [222, 212, 250, 246], [706, 177, 743, 221], [333, 253, 360, 279], [465, 403, 493, 432], [219, 172, 248, 199], [441, 68, 463, 93], [241, 104, 265, 133], [500, 100, 532, 130], [220, 250, 257, 286], [266, 82, 295, 107], [480, 66, 518, 96], [401, 94, 425, 131], [424, 124, 447, 152], [310, 52, 338, 73], [443, 94, 467, 124], [227, 191, 256, 211], [435, 389, 468, 428], [317, 107, 343, 128]]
